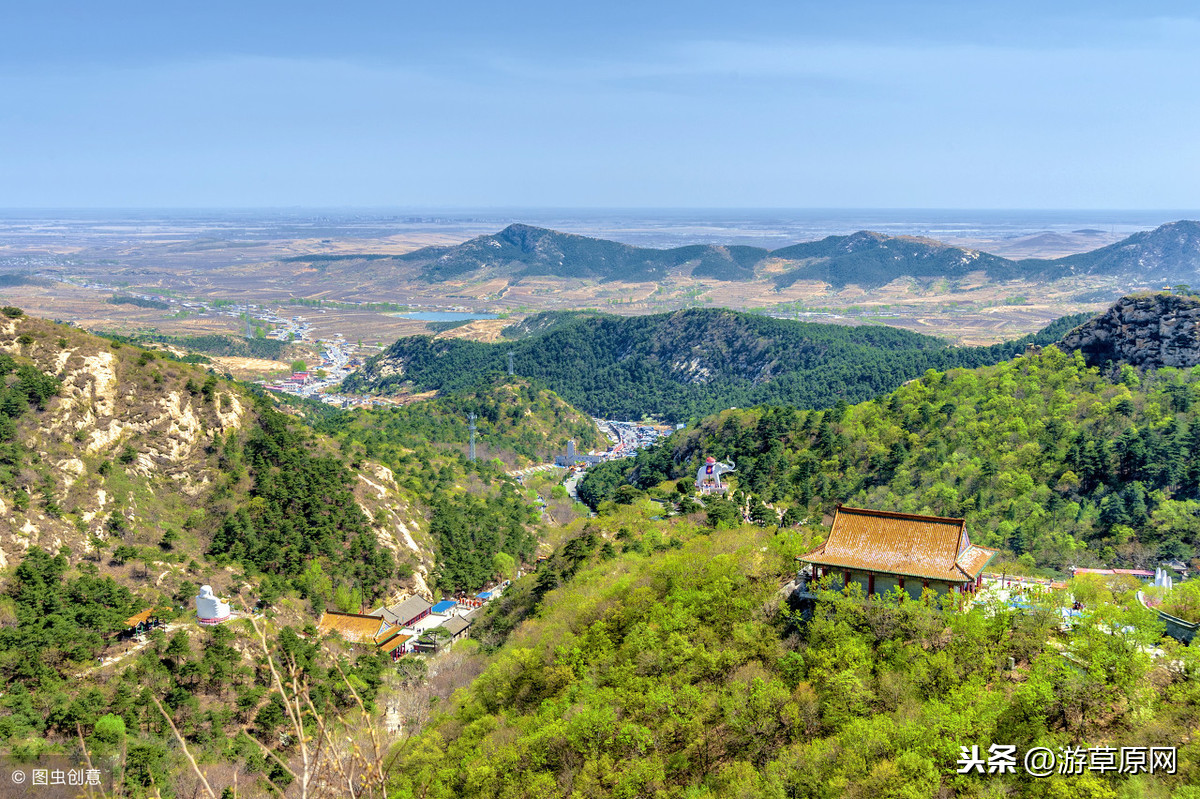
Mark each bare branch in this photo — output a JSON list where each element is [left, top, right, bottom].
[[150, 695, 217, 799], [74, 722, 98, 799]]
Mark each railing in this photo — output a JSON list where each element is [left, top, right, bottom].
[[1137, 591, 1199, 644]]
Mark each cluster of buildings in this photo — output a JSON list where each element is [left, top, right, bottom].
[[263, 371, 315, 394], [316, 592, 493, 661], [554, 439, 606, 468], [1071, 563, 1190, 584], [553, 421, 678, 469]]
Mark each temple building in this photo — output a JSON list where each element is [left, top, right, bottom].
[[317, 610, 415, 662], [797, 506, 997, 598]]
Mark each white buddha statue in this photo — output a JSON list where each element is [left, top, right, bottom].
[[196, 585, 231, 624]]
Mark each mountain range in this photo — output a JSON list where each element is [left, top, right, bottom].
[[288, 219, 1200, 289]]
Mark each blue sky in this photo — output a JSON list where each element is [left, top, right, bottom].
[[3, 1, 1199, 209]]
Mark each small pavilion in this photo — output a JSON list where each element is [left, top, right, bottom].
[[121, 608, 160, 639]]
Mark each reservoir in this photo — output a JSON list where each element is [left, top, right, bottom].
[[395, 311, 499, 322]]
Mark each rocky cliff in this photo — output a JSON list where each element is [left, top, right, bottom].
[[1057, 292, 1200, 368], [0, 311, 436, 596]]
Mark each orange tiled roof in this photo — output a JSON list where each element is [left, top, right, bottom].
[[376, 630, 412, 652], [317, 611, 390, 644], [799, 506, 997, 582], [125, 608, 155, 628]]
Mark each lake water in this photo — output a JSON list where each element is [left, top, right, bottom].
[[396, 311, 499, 322]]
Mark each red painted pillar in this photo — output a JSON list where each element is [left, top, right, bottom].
[[844, 571, 851, 588], [867, 573, 875, 596]]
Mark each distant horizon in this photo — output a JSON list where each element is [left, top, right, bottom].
[[2, 206, 1200, 214], [2, 207, 1195, 252]]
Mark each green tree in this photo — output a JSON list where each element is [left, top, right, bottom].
[[493, 551, 517, 581]]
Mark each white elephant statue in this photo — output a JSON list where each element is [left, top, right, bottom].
[[696, 457, 736, 492]]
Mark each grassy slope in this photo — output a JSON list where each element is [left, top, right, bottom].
[[389, 502, 1200, 798]]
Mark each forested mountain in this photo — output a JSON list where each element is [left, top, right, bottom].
[[581, 336, 1200, 570], [0, 311, 578, 600], [394, 223, 769, 282], [343, 308, 1092, 422], [287, 220, 1200, 289], [1029, 219, 1200, 281], [0, 308, 426, 602], [296, 378, 603, 591], [306, 377, 600, 465], [9, 296, 1200, 796], [125, 332, 296, 361], [0, 308, 428, 793], [769, 230, 1021, 289]]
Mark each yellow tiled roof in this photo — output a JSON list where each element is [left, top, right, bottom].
[[799, 506, 997, 582], [317, 611, 388, 644], [125, 608, 155, 627], [376, 630, 412, 652]]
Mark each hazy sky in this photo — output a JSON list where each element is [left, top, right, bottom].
[[3, 1, 1199, 209]]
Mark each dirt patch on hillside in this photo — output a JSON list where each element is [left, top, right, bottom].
[[209, 356, 293, 378], [433, 319, 511, 342]]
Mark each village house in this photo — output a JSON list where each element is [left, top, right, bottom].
[[797, 505, 997, 598]]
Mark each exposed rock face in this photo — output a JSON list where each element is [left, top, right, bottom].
[[1057, 293, 1200, 368]]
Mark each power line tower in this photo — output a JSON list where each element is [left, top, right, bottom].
[[507, 351, 515, 376], [468, 413, 477, 462]]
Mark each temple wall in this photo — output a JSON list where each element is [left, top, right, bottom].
[[874, 575, 901, 595], [815, 566, 967, 600]]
